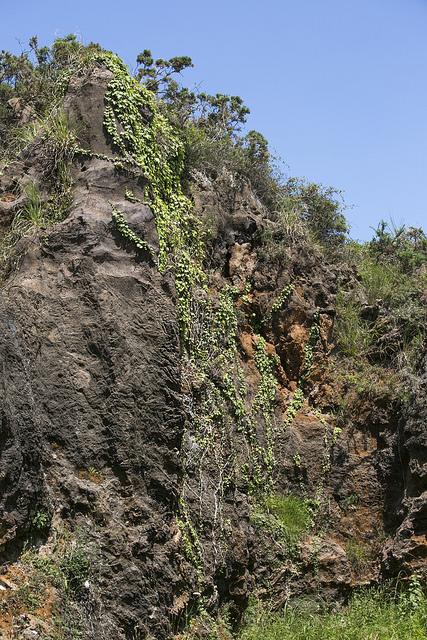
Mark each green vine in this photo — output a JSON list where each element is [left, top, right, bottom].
[[246, 336, 280, 491], [253, 337, 279, 425], [97, 52, 205, 340], [111, 206, 155, 257], [315, 410, 342, 474], [177, 497, 204, 576], [271, 283, 294, 314], [285, 313, 320, 426]]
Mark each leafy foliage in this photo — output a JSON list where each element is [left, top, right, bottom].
[[281, 179, 348, 246], [256, 179, 349, 265], [370, 220, 427, 272], [98, 51, 205, 338]]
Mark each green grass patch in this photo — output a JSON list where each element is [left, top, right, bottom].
[[345, 539, 372, 572], [239, 583, 427, 640], [335, 292, 372, 359], [359, 258, 404, 306], [251, 494, 313, 548]]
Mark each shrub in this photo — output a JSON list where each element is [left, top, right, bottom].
[[256, 178, 349, 269], [280, 179, 349, 247], [0, 35, 101, 150], [183, 125, 280, 208], [369, 220, 427, 273], [335, 234, 426, 367]]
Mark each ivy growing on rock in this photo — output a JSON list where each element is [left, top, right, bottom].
[[98, 51, 205, 339], [271, 283, 294, 314], [285, 313, 320, 426], [111, 206, 155, 257]]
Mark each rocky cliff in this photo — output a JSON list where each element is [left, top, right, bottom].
[[0, 46, 425, 639]]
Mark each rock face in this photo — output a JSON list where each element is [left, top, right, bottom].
[[0, 68, 188, 638], [0, 62, 425, 639], [382, 349, 427, 576], [0, 301, 43, 559]]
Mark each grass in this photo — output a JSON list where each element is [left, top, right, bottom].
[[251, 494, 313, 548], [0, 182, 46, 278], [239, 585, 427, 640], [334, 245, 426, 366], [345, 539, 372, 572], [358, 258, 403, 306], [0, 534, 92, 639], [41, 109, 78, 179], [0, 126, 74, 280], [21, 182, 45, 225], [334, 292, 372, 358]]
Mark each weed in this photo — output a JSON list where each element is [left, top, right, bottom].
[[21, 182, 45, 226], [340, 493, 359, 512], [335, 291, 371, 358], [60, 546, 90, 595], [31, 510, 51, 533], [292, 453, 302, 468], [345, 539, 372, 572]]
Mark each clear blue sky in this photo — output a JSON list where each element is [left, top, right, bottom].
[[2, 0, 426, 240]]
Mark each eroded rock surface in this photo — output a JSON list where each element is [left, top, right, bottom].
[[0, 62, 425, 640]]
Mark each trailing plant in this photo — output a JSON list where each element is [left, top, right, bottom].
[[285, 314, 320, 426], [98, 51, 205, 339], [248, 337, 280, 487], [177, 497, 204, 576], [271, 283, 294, 314], [111, 206, 154, 256]]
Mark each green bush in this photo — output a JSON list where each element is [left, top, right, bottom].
[[288, 180, 348, 246], [335, 233, 426, 366], [183, 125, 280, 208], [369, 221, 427, 273], [0, 35, 101, 150]]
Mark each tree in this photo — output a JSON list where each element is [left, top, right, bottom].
[[135, 49, 249, 137], [135, 49, 193, 95]]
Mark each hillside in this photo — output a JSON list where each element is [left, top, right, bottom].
[[0, 36, 426, 639]]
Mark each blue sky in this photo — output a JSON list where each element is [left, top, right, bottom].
[[1, 0, 426, 240]]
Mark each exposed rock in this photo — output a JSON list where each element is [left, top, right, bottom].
[[0, 59, 425, 640], [382, 349, 427, 577]]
